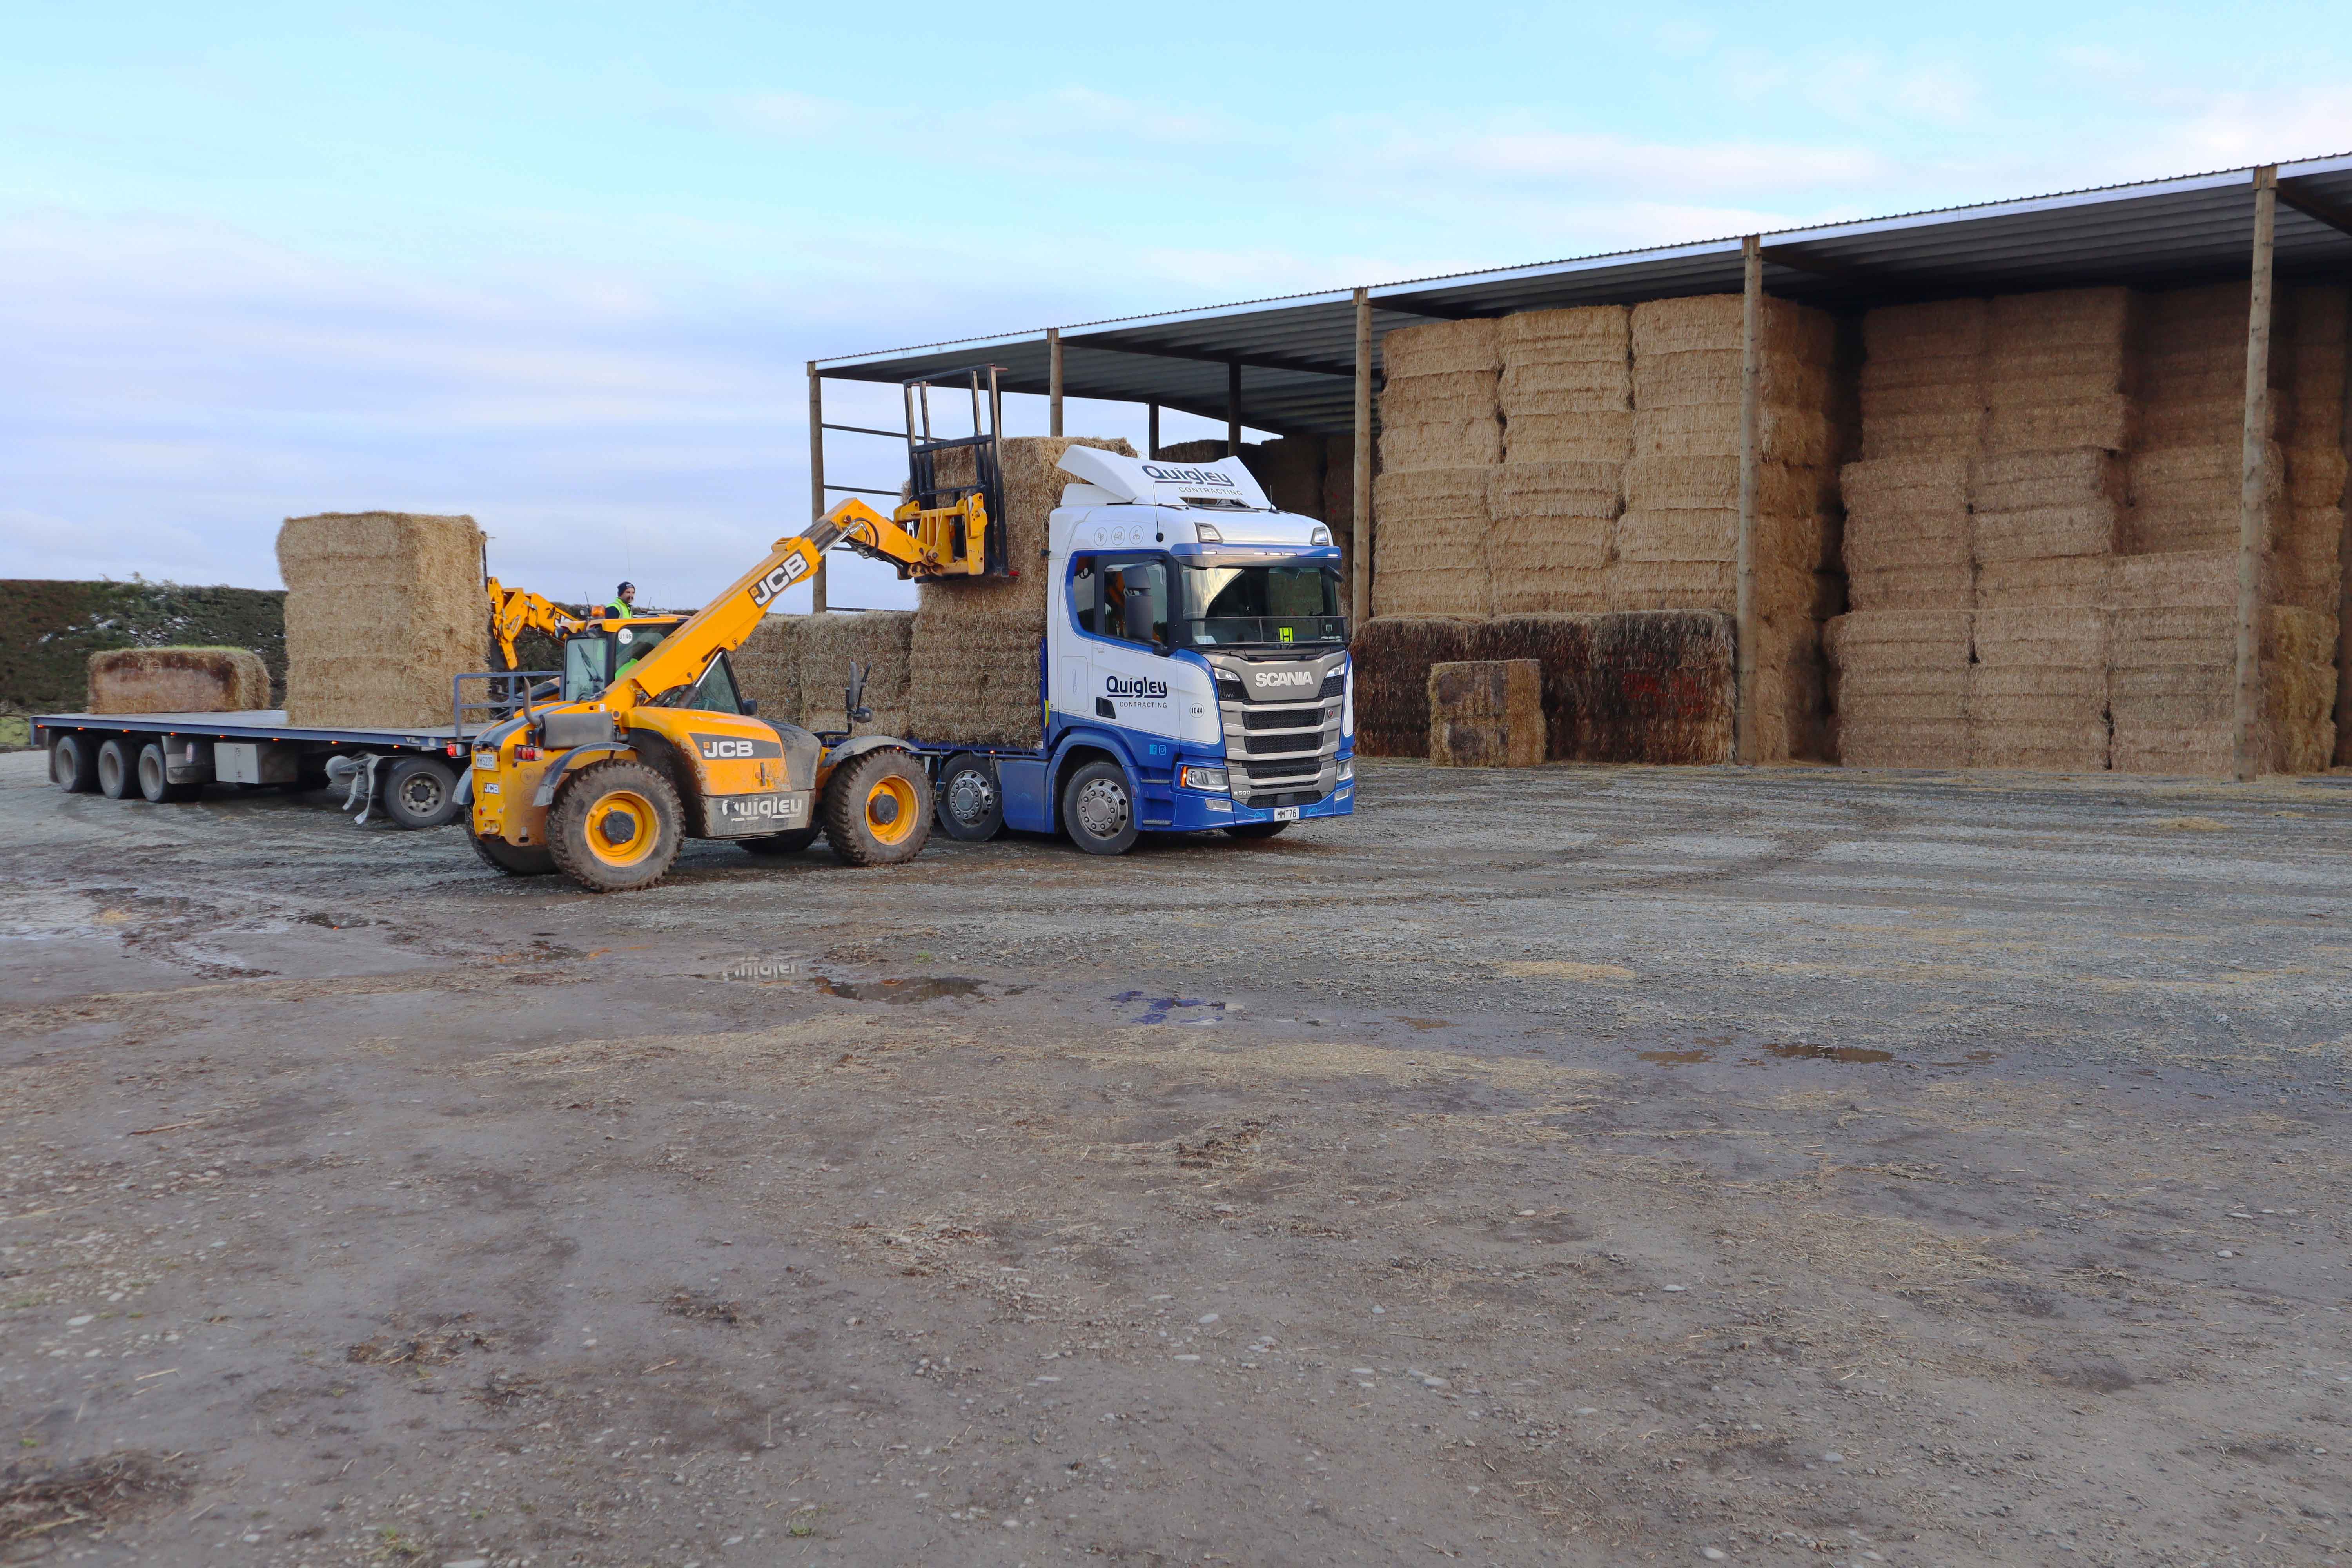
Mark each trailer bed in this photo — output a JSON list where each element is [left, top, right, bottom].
[[32, 710, 465, 750]]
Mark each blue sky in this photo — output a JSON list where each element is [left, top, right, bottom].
[[6, 2, 2347, 610]]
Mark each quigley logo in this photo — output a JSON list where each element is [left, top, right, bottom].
[[1139, 463, 1236, 487], [1105, 674, 1169, 699]]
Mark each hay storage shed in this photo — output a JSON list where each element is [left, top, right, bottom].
[[811, 154, 2352, 778]]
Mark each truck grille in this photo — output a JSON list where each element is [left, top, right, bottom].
[[1240, 704, 1332, 732], [1204, 650, 1349, 805]]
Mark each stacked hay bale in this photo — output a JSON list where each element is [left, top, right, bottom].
[[1822, 612, 1971, 769], [87, 648, 270, 714], [1492, 307, 1629, 614], [276, 512, 487, 730], [906, 436, 1133, 747], [1374, 321, 1501, 617], [1426, 659, 1545, 767], [1620, 294, 1840, 760], [2108, 551, 2235, 775], [1348, 617, 1477, 756], [2281, 288, 2348, 622], [731, 615, 805, 724], [796, 611, 915, 736]]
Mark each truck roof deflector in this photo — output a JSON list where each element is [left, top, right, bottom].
[[1056, 448, 1274, 511]]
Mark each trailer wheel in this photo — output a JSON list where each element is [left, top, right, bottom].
[[468, 831, 557, 877], [1060, 759, 1138, 856], [383, 756, 461, 829], [96, 737, 135, 800], [50, 733, 99, 793], [1224, 821, 1289, 841], [548, 759, 682, 892], [822, 749, 932, 867], [935, 753, 1004, 841], [136, 742, 200, 803], [740, 826, 821, 857]]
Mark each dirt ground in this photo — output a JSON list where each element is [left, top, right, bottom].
[[4, 750, 2350, 1568]]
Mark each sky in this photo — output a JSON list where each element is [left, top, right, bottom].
[[5, 2, 2348, 612]]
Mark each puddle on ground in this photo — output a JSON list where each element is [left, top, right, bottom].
[[1758, 1043, 1895, 1064], [1392, 1017, 1454, 1032], [1637, 1049, 1714, 1064], [816, 976, 984, 1003], [1113, 990, 1229, 1026]]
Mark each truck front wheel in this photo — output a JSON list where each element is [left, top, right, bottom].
[[1061, 759, 1138, 856], [548, 760, 683, 892], [823, 750, 932, 867]]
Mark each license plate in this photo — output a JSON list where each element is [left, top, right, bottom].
[[1272, 806, 1301, 822]]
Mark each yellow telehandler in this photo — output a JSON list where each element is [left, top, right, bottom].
[[465, 475, 998, 893]]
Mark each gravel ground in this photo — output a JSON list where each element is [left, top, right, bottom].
[[4, 749, 2350, 1568]]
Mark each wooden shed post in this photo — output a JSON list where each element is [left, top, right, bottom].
[[2337, 283, 2352, 766], [2234, 167, 2278, 781], [1147, 401, 1161, 461], [1735, 235, 1763, 766], [1047, 328, 1064, 438], [1227, 360, 1243, 457], [807, 361, 828, 615], [1352, 287, 1373, 622]]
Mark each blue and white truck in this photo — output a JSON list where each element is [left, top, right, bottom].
[[914, 446, 1356, 854]]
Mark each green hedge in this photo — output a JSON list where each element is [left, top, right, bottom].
[[0, 581, 289, 736]]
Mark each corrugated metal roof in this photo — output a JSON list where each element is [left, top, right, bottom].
[[818, 153, 2352, 438]]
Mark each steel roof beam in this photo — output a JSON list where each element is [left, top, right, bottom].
[[2278, 177, 2352, 240], [1067, 336, 1358, 380]]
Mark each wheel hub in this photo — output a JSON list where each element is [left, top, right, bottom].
[[1075, 777, 1129, 839], [947, 771, 996, 825]]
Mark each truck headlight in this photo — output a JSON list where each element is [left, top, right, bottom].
[[1179, 764, 1229, 792], [1338, 759, 1354, 782]]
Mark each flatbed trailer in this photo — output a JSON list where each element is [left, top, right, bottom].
[[33, 673, 546, 829]]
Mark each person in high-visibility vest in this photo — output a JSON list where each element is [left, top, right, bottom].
[[603, 582, 637, 621]]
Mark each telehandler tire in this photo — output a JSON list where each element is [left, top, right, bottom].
[[468, 831, 557, 877], [740, 826, 821, 857], [822, 749, 931, 867], [548, 759, 683, 893]]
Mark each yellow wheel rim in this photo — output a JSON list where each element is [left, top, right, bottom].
[[584, 789, 660, 867], [864, 774, 919, 845]]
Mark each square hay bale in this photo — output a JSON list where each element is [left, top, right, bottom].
[[276, 511, 486, 729], [1988, 287, 2141, 352], [1239, 437, 1328, 519], [1427, 659, 1546, 767], [1349, 616, 1479, 756], [1846, 564, 1974, 611], [2275, 504, 2343, 615], [1967, 449, 2123, 559], [1622, 456, 1833, 515], [1379, 417, 1502, 472], [1633, 401, 1835, 463], [1381, 318, 1501, 379], [1487, 464, 1613, 613], [1861, 352, 1985, 394], [731, 614, 806, 722], [1630, 295, 1835, 363], [1825, 610, 1972, 766], [2288, 448, 2348, 506], [2126, 442, 2280, 555], [1155, 438, 1228, 463], [796, 610, 915, 735], [1488, 459, 1622, 521], [87, 647, 270, 715], [1840, 455, 1970, 573], [1467, 615, 1595, 758], [1981, 395, 2137, 455], [1500, 306, 1631, 364], [1607, 557, 1735, 612], [1634, 348, 1833, 410], [1373, 468, 1492, 617], [1506, 410, 1637, 464], [1973, 555, 2113, 607], [2113, 550, 2234, 608], [1614, 506, 1736, 566], [1581, 611, 1735, 764], [907, 435, 1132, 748], [1500, 356, 1633, 412], [1863, 298, 1989, 361]]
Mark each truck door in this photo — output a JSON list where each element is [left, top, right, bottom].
[[1070, 553, 1178, 740]]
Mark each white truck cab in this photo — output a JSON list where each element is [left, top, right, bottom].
[[1009, 446, 1354, 843]]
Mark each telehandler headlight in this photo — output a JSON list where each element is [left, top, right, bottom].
[[1179, 764, 1229, 792]]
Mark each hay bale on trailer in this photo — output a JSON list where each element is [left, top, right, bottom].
[[1427, 660, 1544, 768], [731, 614, 806, 724], [906, 436, 1133, 748], [275, 512, 488, 730], [795, 610, 915, 736], [87, 647, 270, 715]]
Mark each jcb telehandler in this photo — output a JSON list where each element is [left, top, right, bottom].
[[465, 454, 1003, 893]]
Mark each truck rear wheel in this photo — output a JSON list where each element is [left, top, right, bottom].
[[935, 753, 1004, 841], [50, 733, 99, 793], [468, 831, 557, 877], [548, 760, 682, 893], [740, 826, 821, 857], [136, 742, 200, 803], [96, 737, 134, 800], [822, 750, 931, 867], [1061, 759, 1138, 856]]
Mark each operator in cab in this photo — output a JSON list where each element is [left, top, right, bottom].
[[603, 582, 637, 622]]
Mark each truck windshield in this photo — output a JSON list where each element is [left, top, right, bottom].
[[1176, 561, 1347, 648]]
